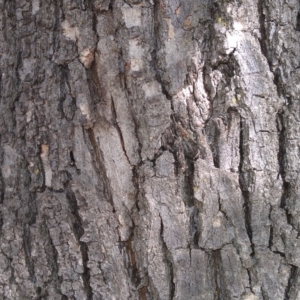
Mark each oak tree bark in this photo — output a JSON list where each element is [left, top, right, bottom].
[[0, 0, 300, 299]]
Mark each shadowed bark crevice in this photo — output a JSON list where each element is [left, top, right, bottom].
[[284, 265, 298, 300], [128, 161, 148, 295], [66, 188, 93, 300], [277, 111, 294, 228], [268, 220, 273, 250], [296, 12, 300, 31], [191, 210, 200, 248], [257, 0, 271, 67], [56, 65, 70, 120], [0, 212, 3, 237], [123, 231, 148, 296], [85, 56, 102, 109], [152, 0, 172, 102], [238, 118, 255, 257], [52, 0, 63, 53], [211, 250, 228, 300], [273, 68, 286, 97], [111, 96, 132, 166], [40, 221, 65, 297], [85, 128, 115, 211], [23, 224, 36, 283], [246, 268, 254, 293], [159, 215, 175, 300], [182, 157, 202, 248]]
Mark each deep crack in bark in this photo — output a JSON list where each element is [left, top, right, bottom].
[[238, 118, 255, 257], [23, 224, 36, 283], [66, 189, 93, 300], [284, 265, 298, 300], [111, 96, 132, 166], [212, 250, 222, 300], [276, 111, 292, 226], [41, 221, 65, 297], [86, 128, 116, 212], [159, 215, 175, 300]]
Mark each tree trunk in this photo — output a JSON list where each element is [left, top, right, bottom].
[[0, 0, 299, 299]]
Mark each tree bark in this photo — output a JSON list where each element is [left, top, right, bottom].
[[0, 0, 300, 299]]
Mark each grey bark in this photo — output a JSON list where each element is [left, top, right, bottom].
[[0, 0, 299, 299]]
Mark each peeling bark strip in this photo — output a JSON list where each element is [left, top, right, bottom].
[[0, 0, 300, 299]]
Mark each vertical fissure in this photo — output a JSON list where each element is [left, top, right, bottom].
[[268, 222, 273, 250], [159, 215, 175, 300], [41, 221, 65, 297], [257, 0, 271, 67], [53, 0, 63, 57], [130, 164, 147, 294], [238, 118, 255, 256], [85, 128, 115, 212], [111, 96, 132, 166], [276, 111, 293, 227], [152, 0, 173, 104], [212, 250, 222, 300], [85, 55, 102, 113], [23, 224, 36, 283], [0, 137, 4, 235], [168, 113, 202, 248], [284, 265, 298, 300], [184, 158, 200, 248], [123, 230, 147, 295], [66, 188, 93, 300], [246, 269, 254, 293]]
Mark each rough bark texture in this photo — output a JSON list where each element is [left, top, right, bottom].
[[0, 0, 300, 299]]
